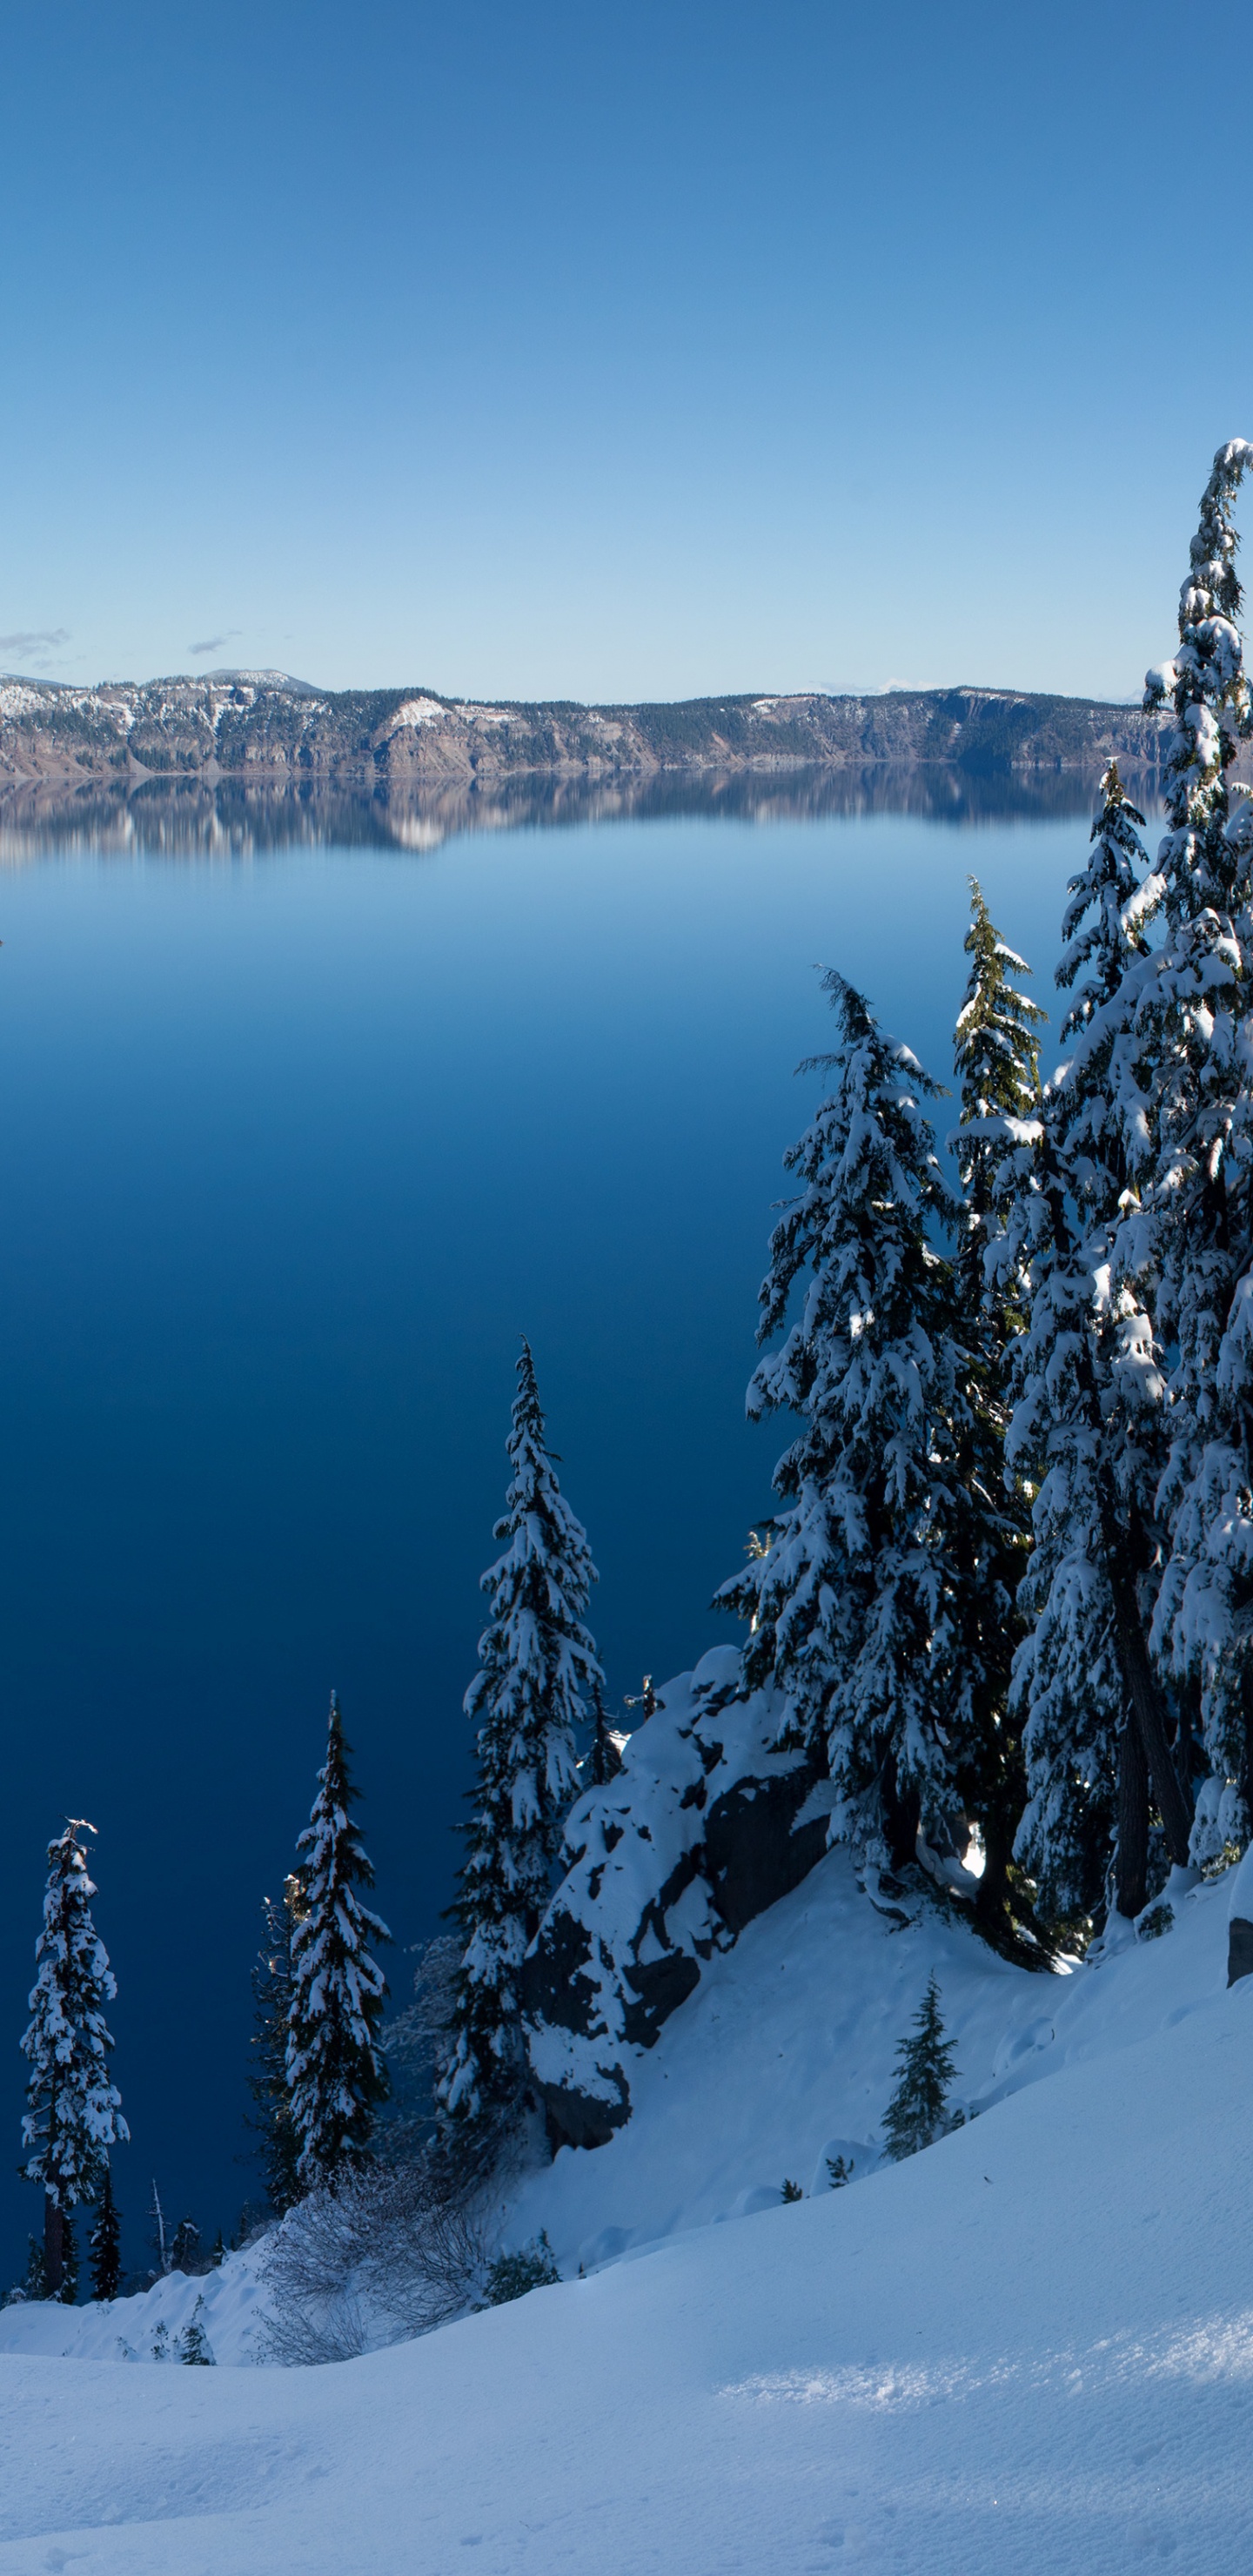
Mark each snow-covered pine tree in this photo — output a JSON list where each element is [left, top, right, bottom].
[[21, 1821, 130, 2298], [882, 1975, 958, 2159], [948, 882, 1046, 1939], [89, 2164, 122, 2301], [177, 2298, 215, 2365], [719, 973, 973, 1879], [285, 1696, 390, 2190], [1002, 765, 1184, 1925], [248, 1876, 305, 2212], [953, 876, 1047, 1321], [581, 1678, 624, 1788], [439, 1339, 602, 2129], [1127, 443, 1253, 1861]]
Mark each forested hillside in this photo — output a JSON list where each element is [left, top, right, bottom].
[[0, 671, 1168, 793]]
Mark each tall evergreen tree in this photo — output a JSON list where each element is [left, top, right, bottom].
[[948, 882, 1046, 1938], [21, 1821, 129, 2298], [285, 1697, 390, 2190], [248, 1876, 305, 2212], [439, 1340, 603, 2126], [1001, 768, 1183, 1924], [89, 2164, 122, 2301], [720, 974, 975, 1877], [1122, 442, 1253, 1859]]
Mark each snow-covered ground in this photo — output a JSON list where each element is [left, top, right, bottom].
[[2, 1860, 1251, 2571], [503, 1844, 1217, 2271]]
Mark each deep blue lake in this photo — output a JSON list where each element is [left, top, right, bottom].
[[0, 775, 1131, 2277]]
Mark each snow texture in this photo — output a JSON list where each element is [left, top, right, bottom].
[[2, 1859, 1252, 2573]]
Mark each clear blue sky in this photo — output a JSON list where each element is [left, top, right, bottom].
[[2, 0, 1250, 701]]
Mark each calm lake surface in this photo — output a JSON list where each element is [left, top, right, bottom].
[[0, 776, 1136, 2267]]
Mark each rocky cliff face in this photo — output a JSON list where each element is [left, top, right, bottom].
[[0, 668, 1169, 795], [521, 1647, 830, 2150]]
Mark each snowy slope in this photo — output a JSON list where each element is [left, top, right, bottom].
[[0, 2244, 268, 2368], [1, 1918, 1251, 2573], [503, 1845, 1228, 2272], [1, 1848, 1238, 2355]]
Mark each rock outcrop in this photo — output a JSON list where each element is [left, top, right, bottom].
[[521, 1647, 830, 2149]]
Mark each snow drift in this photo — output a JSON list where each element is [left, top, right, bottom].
[[2, 1861, 1252, 2573]]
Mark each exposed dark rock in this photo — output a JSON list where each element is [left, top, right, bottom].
[[704, 1766, 828, 1937], [1228, 1916, 1253, 1986], [523, 1647, 832, 2151]]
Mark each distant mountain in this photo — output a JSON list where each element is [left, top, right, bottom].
[[0, 673, 1169, 794]]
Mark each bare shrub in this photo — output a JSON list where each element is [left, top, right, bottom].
[[375, 1935, 462, 2163], [259, 2151, 493, 2365]]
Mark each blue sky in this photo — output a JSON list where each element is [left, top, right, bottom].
[[2, 0, 1250, 701]]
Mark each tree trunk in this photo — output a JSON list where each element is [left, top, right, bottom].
[[44, 2195, 64, 2300], [1115, 1707, 1149, 1919], [1104, 1551, 1192, 1868]]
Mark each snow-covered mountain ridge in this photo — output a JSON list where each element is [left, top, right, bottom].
[[1, 1846, 1250, 2573], [0, 670, 1169, 793]]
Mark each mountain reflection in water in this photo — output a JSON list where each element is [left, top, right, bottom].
[[0, 760, 1151, 863]]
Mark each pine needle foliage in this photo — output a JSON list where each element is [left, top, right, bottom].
[[1002, 768, 1178, 1924], [440, 1340, 603, 2126], [482, 2233, 560, 2304], [953, 876, 1047, 1318], [249, 1877, 305, 2212], [948, 884, 1047, 1942], [89, 2165, 122, 2302], [21, 1821, 129, 2295], [1126, 442, 1253, 1854], [882, 1975, 958, 2161], [177, 2297, 215, 2365], [719, 973, 973, 1873], [285, 1697, 391, 2190]]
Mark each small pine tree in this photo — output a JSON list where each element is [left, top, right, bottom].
[[581, 1678, 624, 1788], [882, 1975, 958, 2161], [248, 1876, 305, 2213], [22, 2237, 47, 2301], [169, 2217, 201, 2274], [285, 1695, 390, 2190], [482, 2233, 560, 2303], [21, 1821, 130, 2298], [953, 876, 1047, 1319], [178, 2296, 215, 2365], [440, 1341, 603, 2128], [89, 2164, 122, 2302], [781, 2177, 803, 2203]]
